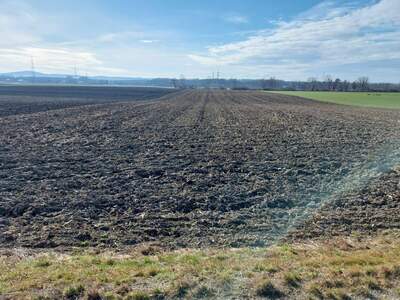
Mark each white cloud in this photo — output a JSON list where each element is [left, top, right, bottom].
[[0, 0, 106, 75], [139, 40, 160, 44], [0, 47, 124, 75], [189, 0, 400, 80], [0, 1, 41, 47], [97, 31, 146, 43], [0, 0, 172, 76], [0, 0, 126, 77], [223, 14, 249, 24], [296, 0, 355, 21], [1, 0, 399, 80]]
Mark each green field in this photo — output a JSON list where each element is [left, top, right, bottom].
[[272, 91, 400, 109]]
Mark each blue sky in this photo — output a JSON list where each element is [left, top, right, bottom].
[[0, 0, 399, 82]]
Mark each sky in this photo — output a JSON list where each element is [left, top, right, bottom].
[[0, 0, 399, 82]]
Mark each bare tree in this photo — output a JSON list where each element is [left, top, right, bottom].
[[333, 78, 341, 91], [357, 76, 369, 91], [342, 80, 350, 92], [324, 75, 333, 91], [307, 77, 318, 91]]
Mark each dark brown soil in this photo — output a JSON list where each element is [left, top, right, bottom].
[[288, 166, 400, 240], [0, 85, 174, 117], [1, 89, 399, 248]]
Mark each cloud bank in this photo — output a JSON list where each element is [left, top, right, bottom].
[[189, 0, 400, 81], [0, 0, 399, 80]]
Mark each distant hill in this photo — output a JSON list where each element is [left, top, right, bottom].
[[0, 71, 147, 81], [1, 71, 47, 77]]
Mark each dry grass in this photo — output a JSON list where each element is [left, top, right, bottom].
[[1, 231, 400, 299]]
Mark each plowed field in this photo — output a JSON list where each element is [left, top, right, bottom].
[[1, 89, 399, 248]]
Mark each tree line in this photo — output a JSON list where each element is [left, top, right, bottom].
[[171, 76, 400, 92], [260, 76, 400, 92]]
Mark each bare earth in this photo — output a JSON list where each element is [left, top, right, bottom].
[[1, 89, 400, 248]]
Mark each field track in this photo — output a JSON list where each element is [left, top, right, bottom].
[[1, 89, 400, 248]]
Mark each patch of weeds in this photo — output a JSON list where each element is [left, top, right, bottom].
[[181, 254, 201, 266], [193, 285, 214, 298], [392, 265, 400, 277], [140, 245, 161, 256], [105, 259, 115, 266], [90, 257, 102, 265], [382, 265, 400, 279], [116, 284, 130, 296], [365, 268, 378, 277], [253, 263, 279, 273], [64, 284, 85, 299], [79, 241, 90, 247], [173, 280, 193, 298], [340, 293, 352, 300], [33, 297, 50, 300], [265, 266, 279, 274], [126, 291, 150, 300], [147, 268, 159, 277], [103, 291, 121, 300], [354, 285, 376, 299], [253, 264, 266, 272], [216, 270, 234, 287], [86, 289, 102, 300], [381, 266, 392, 279], [255, 280, 284, 299], [348, 270, 362, 278], [134, 271, 145, 277], [326, 289, 352, 300], [34, 259, 52, 268], [323, 280, 344, 289], [284, 272, 302, 288], [215, 254, 228, 261], [278, 244, 297, 255], [308, 284, 324, 299], [143, 257, 155, 266], [152, 288, 166, 300], [366, 279, 382, 291]]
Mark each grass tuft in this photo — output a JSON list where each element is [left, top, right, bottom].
[[125, 291, 150, 300], [308, 284, 324, 299], [255, 280, 284, 299], [193, 285, 215, 298], [64, 284, 85, 299], [34, 259, 52, 268], [86, 289, 102, 300], [366, 279, 382, 291], [284, 272, 302, 288]]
